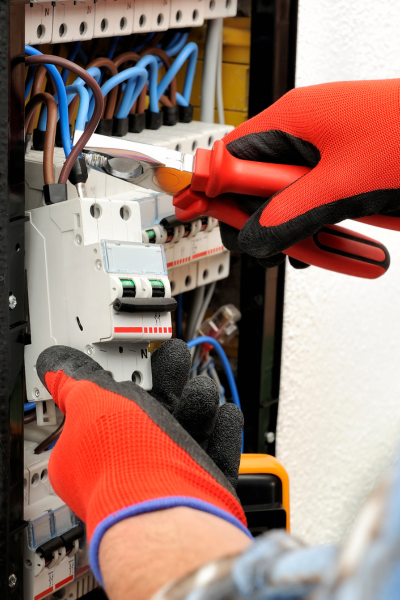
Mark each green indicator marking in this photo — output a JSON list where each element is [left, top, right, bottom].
[[149, 280, 163, 287], [120, 279, 135, 287], [147, 229, 156, 239]]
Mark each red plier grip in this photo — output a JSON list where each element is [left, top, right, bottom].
[[173, 188, 390, 279], [191, 140, 400, 232]]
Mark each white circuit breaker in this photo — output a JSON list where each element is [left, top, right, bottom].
[[25, 196, 174, 425]]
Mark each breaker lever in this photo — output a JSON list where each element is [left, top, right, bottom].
[[173, 187, 390, 280]]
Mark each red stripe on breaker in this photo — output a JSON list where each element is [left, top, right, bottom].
[[168, 327, 172, 333], [149, 327, 153, 333], [35, 588, 54, 600], [114, 327, 143, 333], [193, 251, 207, 260], [167, 262, 173, 268], [163, 327, 167, 333], [144, 327, 148, 333], [55, 575, 74, 590]]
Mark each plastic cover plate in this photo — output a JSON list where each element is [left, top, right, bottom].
[[101, 240, 167, 275]]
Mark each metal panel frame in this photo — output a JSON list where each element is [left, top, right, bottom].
[[0, 1, 26, 598], [238, 0, 298, 454]]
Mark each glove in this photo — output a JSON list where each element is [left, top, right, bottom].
[[36, 340, 248, 585], [220, 79, 400, 266]]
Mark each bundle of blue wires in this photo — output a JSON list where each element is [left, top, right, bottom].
[[87, 65, 148, 121], [115, 55, 160, 119], [38, 67, 101, 134], [25, 45, 72, 158], [157, 42, 198, 107]]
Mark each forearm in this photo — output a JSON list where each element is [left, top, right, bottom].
[[99, 507, 252, 600]]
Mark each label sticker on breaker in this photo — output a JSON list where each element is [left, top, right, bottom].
[[54, 556, 75, 591], [34, 568, 55, 600], [191, 234, 208, 261]]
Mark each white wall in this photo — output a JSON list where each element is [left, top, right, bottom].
[[276, 0, 400, 546]]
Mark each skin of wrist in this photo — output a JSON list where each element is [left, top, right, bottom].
[[99, 506, 252, 600]]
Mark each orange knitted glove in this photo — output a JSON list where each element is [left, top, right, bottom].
[[221, 80, 400, 266], [36, 341, 248, 585]]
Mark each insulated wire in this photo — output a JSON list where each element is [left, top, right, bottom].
[[185, 285, 205, 342], [34, 417, 65, 454], [86, 57, 119, 118], [107, 36, 120, 60], [165, 32, 189, 57], [24, 410, 37, 424], [157, 43, 198, 107], [62, 41, 82, 83], [38, 84, 90, 134], [216, 33, 225, 125], [200, 18, 222, 122], [25, 65, 36, 101], [116, 55, 159, 117], [25, 92, 57, 185], [24, 401, 37, 413], [88, 66, 147, 120], [192, 281, 216, 339], [140, 47, 177, 106], [187, 336, 243, 451], [25, 45, 72, 157], [25, 54, 104, 184]]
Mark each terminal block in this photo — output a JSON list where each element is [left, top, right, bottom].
[[25, 196, 174, 425]]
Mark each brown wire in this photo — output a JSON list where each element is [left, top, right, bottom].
[[68, 95, 80, 124], [25, 92, 57, 185], [113, 51, 141, 69], [86, 57, 119, 119], [34, 416, 65, 454], [25, 54, 105, 185], [27, 65, 57, 134], [113, 52, 146, 115], [24, 410, 37, 424]]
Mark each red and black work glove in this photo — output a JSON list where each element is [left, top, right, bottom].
[[220, 79, 400, 268], [36, 340, 248, 586]]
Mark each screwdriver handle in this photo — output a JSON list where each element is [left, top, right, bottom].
[[173, 188, 390, 279], [192, 141, 400, 232], [192, 140, 310, 198]]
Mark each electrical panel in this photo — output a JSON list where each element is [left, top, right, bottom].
[[21, 0, 247, 595]]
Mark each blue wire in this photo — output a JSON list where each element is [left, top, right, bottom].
[[133, 32, 155, 53], [187, 336, 243, 452], [66, 84, 90, 131], [165, 32, 189, 57], [157, 42, 198, 107], [62, 41, 82, 84], [176, 294, 183, 339], [25, 65, 36, 101], [88, 66, 147, 120], [107, 36, 120, 60], [24, 401, 36, 413], [47, 438, 58, 450], [116, 55, 159, 118], [77, 46, 88, 66], [72, 67, 102, 106], [25, 45, 72, 158], [38, 84, 90, 133]]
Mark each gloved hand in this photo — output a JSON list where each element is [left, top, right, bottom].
[[36, 339, 248, 585], [220, 79, 400, 267]]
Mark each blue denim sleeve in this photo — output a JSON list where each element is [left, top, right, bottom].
[[153, 453, 400, 600]]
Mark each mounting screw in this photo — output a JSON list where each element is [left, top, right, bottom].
[[95, 260, 102, 271], [34, 388, 40, 399], [8, 574, 17, 588], [265, 431, 275, 444], [86, 345, 93, 356], [9, 294, 17, 310], [75, 234, 82, 245]]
